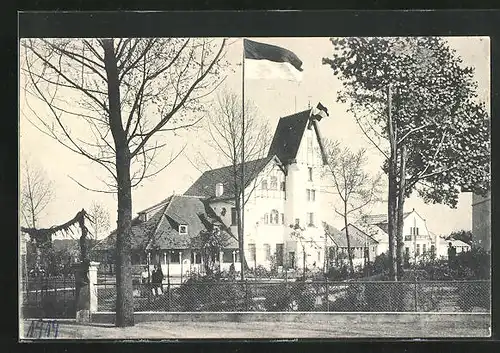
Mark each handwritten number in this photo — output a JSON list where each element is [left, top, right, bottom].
[[26, 320, 35, 338], [53, 321, 59, 338], [27, 319, 59, 338]]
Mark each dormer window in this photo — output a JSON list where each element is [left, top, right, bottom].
[[179, 225, 188, 235], [139, 212, 147, 222], [215, 183, 224, 197]]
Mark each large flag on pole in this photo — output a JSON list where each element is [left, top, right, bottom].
[[244, 39, 304, 81]]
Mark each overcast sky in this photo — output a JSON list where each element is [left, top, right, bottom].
[[19, 37, 490, 238]]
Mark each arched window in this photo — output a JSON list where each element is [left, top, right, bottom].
[[271, 210, 279, 224]]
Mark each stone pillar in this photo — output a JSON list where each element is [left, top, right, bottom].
[[88, 262, 99, 313], [73, 261, 99, 323]]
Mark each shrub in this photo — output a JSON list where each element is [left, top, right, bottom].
[[326, 264, 349, 281], [177, 274, 251, 311]]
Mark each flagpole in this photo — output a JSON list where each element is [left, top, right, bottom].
[[241, 39, 246, 281]]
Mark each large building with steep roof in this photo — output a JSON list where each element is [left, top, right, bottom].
[[97, 106, 342, 279], [185, 107, 336, 272]]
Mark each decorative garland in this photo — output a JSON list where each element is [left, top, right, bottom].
[[20, 209, 93, 263]]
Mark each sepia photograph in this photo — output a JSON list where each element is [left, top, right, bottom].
[[18, 32, 491, 339]]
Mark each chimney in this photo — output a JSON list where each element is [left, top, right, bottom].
[[215, 183, 224, 197]]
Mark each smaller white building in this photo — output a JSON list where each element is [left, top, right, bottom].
[[356, 209, 435, 263]]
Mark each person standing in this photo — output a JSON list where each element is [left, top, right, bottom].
[[152, 264, 164, 296]]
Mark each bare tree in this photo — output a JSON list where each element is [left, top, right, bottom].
[[324, 139, 382, 275], [21, 38, 227, 326], [87, 201, 110, 248], [20, 157, 55, 229], [289, 222, 323, 280], [190, 90, 272, 280]]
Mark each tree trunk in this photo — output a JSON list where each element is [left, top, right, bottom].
[[114, 154, 135, 327], [395, 146, 407, 280], [102, 38, 134, 327], [344, 206, 354, 275], [386, 84, 398, 281]]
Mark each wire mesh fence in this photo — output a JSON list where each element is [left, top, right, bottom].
[[21, 275, 76, 318], [95, 279, 490, 313]]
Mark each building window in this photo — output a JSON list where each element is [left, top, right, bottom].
[[264, 244, 271, 261], [171, 251, 181, 263], [222, 250, 234, 263], [295, 218, 300, 227], [231, 207, 237, 226], [264, 213, 269, 224], [416, 244, 420, 256], [280, 181, 286, 191], [248, 244, 256, 262], [288, 251, 295, 268], [307, 189, 316, 201], [270, 176, 278, 190], [221, 207, 227, 216], [308, 167, 313, 181], [416, 227, 419, 236], [270, 210, 279, 224], [262, 180, 268, 190], [276, 244, 284, 266], [423, 244, 427, 254], [404, 235, 412, 241], [179, 225, 188, 235], [431, 245, 435, 255], [280, 213, 285, 224], [191, 252, 202, 264], [317, 251, 321, 262], [307, 212, 314, 227]]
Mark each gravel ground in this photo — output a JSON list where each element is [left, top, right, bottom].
[[20, 315, 491, 339]]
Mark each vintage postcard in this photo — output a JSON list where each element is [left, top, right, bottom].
[[19, 20, 491, 339]]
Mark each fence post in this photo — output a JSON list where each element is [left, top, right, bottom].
[[325, 277, 329, 312], [414, 278, 418, 312], [167, 282, 170, 311], [245, 280, 249, 311]]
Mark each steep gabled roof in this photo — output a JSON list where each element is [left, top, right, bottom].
[[267, 110, 310, 164], [323, 221, 344, 244], [148, 195, 238, 249], [94, 200, 168, 252], [327, 223, 379, 248], [353, 222, 389, 243], [183, 156, 275, 199], [95, 195, 238, 251], [267, 108, 329, 165]]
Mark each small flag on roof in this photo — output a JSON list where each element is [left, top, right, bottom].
[[310, 102, 329, 121], [244, 39, 303, 82]]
